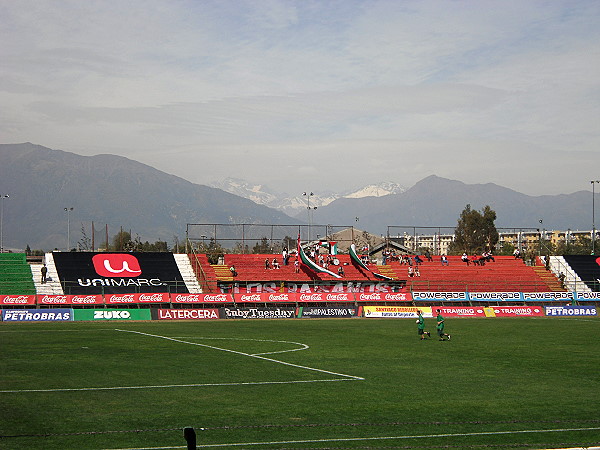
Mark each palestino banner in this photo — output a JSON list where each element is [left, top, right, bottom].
[[0, 295, 36, 306], [52, 252, 188, 295], [545, 305, 597, 316], [412, 292, 467, 302], [2, 309, 73, 322], [153, 309, 220, 320], [298, 306, 358, 318], [364, 306, 433, 318], [434, 306, 487, 317], [73, 309, 152, 321], [484, 305, 544, 317]]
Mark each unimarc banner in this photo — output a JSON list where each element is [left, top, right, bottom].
[[545, 305, 597, 316], [298, 306, 358, 318], [73, 309, 152, 321], [2, 308, 73, 322]]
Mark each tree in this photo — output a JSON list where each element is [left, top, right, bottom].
[[252, 237, 271, 254], [449, 204, 499, 254], [111, 230, 132, 251], [78, 223, 92, 251]]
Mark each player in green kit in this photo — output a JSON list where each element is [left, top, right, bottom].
[[416, 310, 431, 340], [436, 309, 451, 341]]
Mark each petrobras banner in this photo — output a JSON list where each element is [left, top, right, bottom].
[[412, 292, 467, 302], [486, 305, 544, 317], [36, 294, 103, 305], [154, 308, 220, 320], [469, 292, 523, 302], [355, 292, 412, 302], [104, 292, 169, 304], [545, 305, 597, 316], [2, 308, 73, 322], [522, 292, 574, 302], [0, 295, 36, 306], [219, 307, 296, 319], [298, 306, 358, 318], [364, 305, 432, 318], [434, 306, 487, 317], [73, 309, 152, 321], [575, 292, 600, 302], [170, 293, 233, 303]]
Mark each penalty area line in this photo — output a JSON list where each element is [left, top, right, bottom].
[[106, 426, 600, 449]]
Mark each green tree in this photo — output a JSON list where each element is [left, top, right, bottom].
[[449, 204, 499, 254], [252, 237, 271, 254], [111, 230, 132, 251]]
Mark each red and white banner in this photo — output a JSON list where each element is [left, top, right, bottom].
[[434, 306, 487, 317], [237, 292, 297, 303], [489, 305, 544, 317], [297, 292, 353, 302], [0, 295, 36, 305], [36, 294, 103, 305], [156, 309, 220, 320], [105, 292, 169, 304], [170, 293, 234, 303], [355, 292, 412, 302]]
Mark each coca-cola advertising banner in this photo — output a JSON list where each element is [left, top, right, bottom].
[[52, 252, 188, 294], [487, 305, 544, 317], [0, 295, 36, 305], [154, 309, 220, 320], [355, 292, 412, 302], [220, 307, 296, 319], [171, 293, 233, 303], [36, 294, 103, 305], [105, 292, 169, 304]]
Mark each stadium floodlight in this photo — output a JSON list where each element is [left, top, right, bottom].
[[64, 207, 74, 251], [592, 181, 600, 255], [0, 194, 9, 253], [302, 191, 317, 241]]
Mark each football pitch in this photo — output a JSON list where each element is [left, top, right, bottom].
[[1, 317, 599, 449]]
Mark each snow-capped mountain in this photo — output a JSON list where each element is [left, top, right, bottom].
[[210, 178, 405, 216]]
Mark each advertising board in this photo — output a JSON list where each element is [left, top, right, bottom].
[[0, 295, 36, 306], [486, 306, 544, 317], [522, 292, 574, 302], [52, 252, 188, 294], [36, 294, 103, 305], [469, 292, 523, 302], [154, 309, 220, 320], [105, 292, 169, 304], [545, 305, 597, 316], [170, 293, 234, 303], [434, 306, 487, 317], [73, 309, 152, 321], [2, 308, 73, 322], [575, 292, 600, 301], [355, 292, 412, 302], [219, 307, 296, 319], [363, 306, 432, 318], [298, 306, 357, 318], [412, 292, 467, 302]]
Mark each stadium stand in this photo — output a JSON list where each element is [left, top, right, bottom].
[[0, 253, 36, 295]]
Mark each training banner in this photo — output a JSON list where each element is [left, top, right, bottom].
[[575, 292, 600, 302], [52, 252, 188, 295], [522, 292, 574, 302], [468, 292, 523, 302], [2, 308, 73, 322], [298, 306, 358, 318], [434, 306, 487, 317], [104, 292, 169, 304], [154, 309, 220, 320], [364, 305, 432, 318], [485, 305, 544, 317], [355, 292, 412, 302], [412, 292, 468, 302], [170, 293, 234, 303], [219, 307, 296, 319], [36, 294, 104, 305], [73, 309, 152, 321], [545, 305, 597, 316], [0, 295, 36, 306]]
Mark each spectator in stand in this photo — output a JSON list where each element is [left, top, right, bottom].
[[461, 253, 470, 265], [545, 255, 551, 271], [282, 247, 289, 265], [414, 266, 421, 277], [414, 255, 423, 265], [41, 264, 48, 284], [338, 265, 344, 277], [424, 250, 433, 262], [558, 272, 566, 289], [229, 265, 237, 277], [265, 258, 271, 269], [294, 259, 300, 273], [513, 248, 521, 259], [472, 255, 480, 266], [408, 266, 415, 277], [441, 255, 449, 266], [272, 258, 280, 269]]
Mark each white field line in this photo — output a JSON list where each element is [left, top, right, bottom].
[[105, 426, 600, 449], [115, 329, 364, 380], [169, 336, 309, 356]]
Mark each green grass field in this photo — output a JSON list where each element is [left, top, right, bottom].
[[1, 316, 599, 449]]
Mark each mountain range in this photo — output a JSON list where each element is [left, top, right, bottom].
[[0, 143, 596, 251]]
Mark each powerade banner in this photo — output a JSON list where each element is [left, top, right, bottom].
[[575, 292, 600, 302], [545, 305, 597, 316], [364, 306, 432, 318], [0, 295, 36, 306], [220, 307, 296, 319], [469, 292, 523, 302], [52, 252, 188, 295], [299, 306, 358, 318], [154, 309, 220, 320], [2, 309, 73, 322], [73, 309, 152, 321], [413, 292, 467, 302], [562, 255, 600, 291], [522, 292, 574, 302]]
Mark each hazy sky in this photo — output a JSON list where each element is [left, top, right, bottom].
[[1, 0, 599, 196]]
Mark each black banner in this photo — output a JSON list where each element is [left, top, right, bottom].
[[219, 307, 296, 319], [562, 255, 600, 291], [299, 306, 357, 318], [52, 252, 188, 294]]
